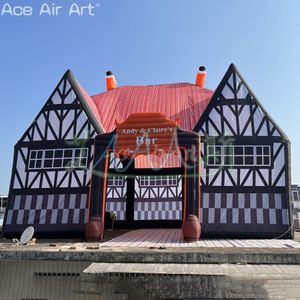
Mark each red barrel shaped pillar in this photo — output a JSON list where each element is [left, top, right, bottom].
[[85, 133, 115, 241]]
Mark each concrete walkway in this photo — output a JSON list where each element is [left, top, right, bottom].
[[0, 230, 300, 265], [85, 262, 300, 276], [83, 262, 300, 299]]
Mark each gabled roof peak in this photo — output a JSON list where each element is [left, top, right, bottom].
[[92, 82, 213, 98]]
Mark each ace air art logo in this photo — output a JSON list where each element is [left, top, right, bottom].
[[0, 2, 100, 17]]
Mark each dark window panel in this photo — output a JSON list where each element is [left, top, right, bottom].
[[234, 156, 243, 165], [224, 156, 233, 165], [44, 159, 52, 168], [215, 146, 222, 154], [30, 151, 37, 159], [245, 157, 254, 165], [37, 151, 43, 159], [80, 158, 87, 167], [224, 146, 233, 155], [150, 179, 156, 186], [29, 161, 35, 168], [81, 149, 88, 157], [54, 159, 62, 168], [215, 156, 222, 165], [257, 147, 262, 155], [208, 157, 214, 165], [264, 146, 270, 155], [64, 150, 73, 158], [170, 176, 177, 185], [208, 147, 214, 155], [55, 150, 63, 158], [73, 159, 80, 167], [245, 147, 253, 155], [234, 147, 243, 155], [75, 149, 81, 157], [36, 160, 42, 168], [63, 158, 72, 167], [257, 157, 263, 165], [45, 150, 53, 159], [264, 157, 270, 165], [116, 177, 123, 185]]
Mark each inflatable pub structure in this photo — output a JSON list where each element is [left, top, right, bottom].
[[3, 64, 293, 240]]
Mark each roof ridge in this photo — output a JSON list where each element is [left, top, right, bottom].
[[91, 82, 213, 98]]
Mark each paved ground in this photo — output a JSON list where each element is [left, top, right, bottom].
[[1, 259, 300, 299], [0, 229, 300, 245], [100, 228, 300, 248], [0, 230, 300, 298], [85, 261, 300, 276], [0, 230, 299, 264], [83, 262, 300, 299]]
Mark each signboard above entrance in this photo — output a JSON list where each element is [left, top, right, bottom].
[[115, 113, 180, 158]]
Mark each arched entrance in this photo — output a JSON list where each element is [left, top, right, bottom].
[[86, 113, 201, 240]]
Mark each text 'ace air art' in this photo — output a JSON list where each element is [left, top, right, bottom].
[[0, 2, 100, 17]]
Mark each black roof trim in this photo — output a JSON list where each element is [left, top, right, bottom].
[[66, 70, 103, 134]]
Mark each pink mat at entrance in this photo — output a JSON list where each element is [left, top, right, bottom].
[[100, 229, 300, 249]]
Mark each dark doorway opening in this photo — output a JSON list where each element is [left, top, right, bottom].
[[105, 152, 184, 229]]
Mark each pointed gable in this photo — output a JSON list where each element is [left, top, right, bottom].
[[194, 63, 289, 140], [220, 70, 253, 101], [20, 70, 103, 144]]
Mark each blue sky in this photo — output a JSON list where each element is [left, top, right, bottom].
[[0, 0, 299, 194]]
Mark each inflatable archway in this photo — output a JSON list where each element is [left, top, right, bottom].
[[85, 113, 201, 240]]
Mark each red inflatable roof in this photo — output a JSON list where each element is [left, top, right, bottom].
[[91, 83, 213, 132], [80, 82, 213, 168]]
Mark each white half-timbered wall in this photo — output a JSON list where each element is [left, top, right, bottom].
[[11, 73, 97, 191], [197, 67, 287, 189], [134, 175, 183, 221], [4, 71, 99, 235], [105, 154, 128, 220], [194, 64, 291, 236]]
